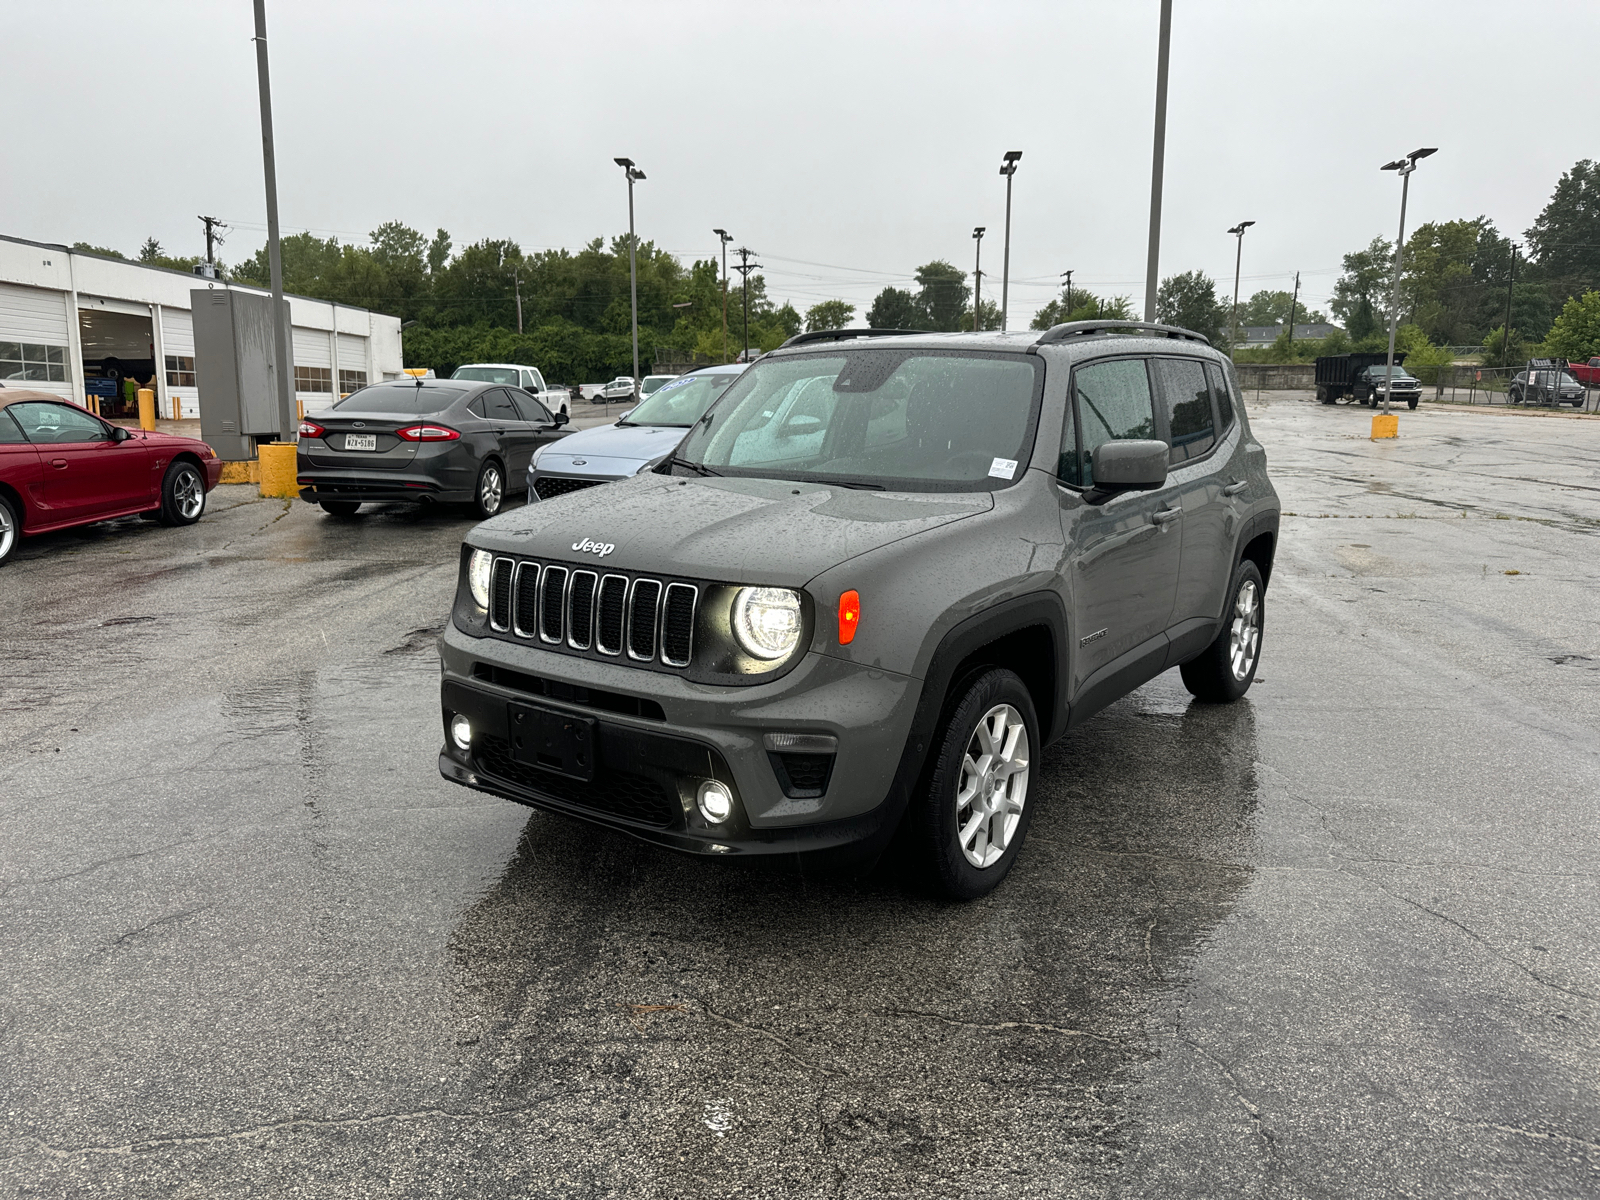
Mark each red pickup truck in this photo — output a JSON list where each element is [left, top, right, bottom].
[[1568, 357, 1600, 386]]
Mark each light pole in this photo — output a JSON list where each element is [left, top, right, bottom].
[[1378, 147, 1438, 420], [1227, 221, 1255, 348], [972, 227, 986, 331], [614, 157, 645, 388], [1060, 269, 1074, 318], [251, 0, 293, 440], [998, 151, 1021, 330], [714, 228, 732, 362], [1144, 0, 1173, 322]]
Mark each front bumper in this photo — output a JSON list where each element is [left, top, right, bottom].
[[436, 620, 923, 862]]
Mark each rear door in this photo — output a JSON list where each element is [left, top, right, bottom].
[[1151, 357, 1229, 648], [484, 388, 538, 480], [1059, 357, 1181, 701], [7, 401, 150, 521]]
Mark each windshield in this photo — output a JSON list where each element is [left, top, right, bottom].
[[625, 372, 741, 427], [1365, 366, 1415, 380], [332, 383, 466, 414], [640, 376, 675, 395], [672, 350, 1041, 491], [451, 366, 520, 385]]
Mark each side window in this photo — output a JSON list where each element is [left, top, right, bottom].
[[9, 401, 111, 444], [529, 370, 545, 392], [467, 396, 485, 418], [1068, 359, 1155, 486], [511, 393, 552, 422], [484, 389, 520, 422], [1153, 358, 1216, 465], [1204, 360, 1235, 433], [0, 408, 28, 443]]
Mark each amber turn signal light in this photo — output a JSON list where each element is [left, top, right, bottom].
[[838, 589, 860, 645]]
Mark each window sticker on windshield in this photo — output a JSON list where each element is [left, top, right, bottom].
[[989, 457, 1018, 480], [657, 378, 691, 391]]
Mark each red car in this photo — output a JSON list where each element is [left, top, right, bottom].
[[0, 389, 224, 567], [1567, 357, 1600, 387]]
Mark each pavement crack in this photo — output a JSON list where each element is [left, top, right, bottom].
[[107, 906, 209, 948], [7, 1101, 549, 1160], [696, 1001, 848, 1076], [0, 840, 194, 897], [1348, 871, 1598, 1003], [887, 1008, 1121, 1044]]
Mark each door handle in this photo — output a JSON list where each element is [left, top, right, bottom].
[[1152, 507, 1182, 524], [50, 458, 68, 469], [1223, 479, 1248, 496]]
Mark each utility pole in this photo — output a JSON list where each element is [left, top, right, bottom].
[[998, 152, 1021, 330], [1143, 0, 1174, 323], [197, 215, 227, 277], [1501, 243, 1517, 365], [1379, 148, 1438, 417], [1227, 221, 1254, 347], [251, 0, 293, 439], [1061, 269, 1074, 317], [514, 269, 523, 334], [714, 228, 732, 362], [1285, 271, 1300, 348], [732, 247, 761, 361], [614, 157, 645, 387], [972, 227, 986, 331]]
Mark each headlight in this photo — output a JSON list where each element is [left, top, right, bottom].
[[731, 587, 803, 661], [468, 548, 493, 609]]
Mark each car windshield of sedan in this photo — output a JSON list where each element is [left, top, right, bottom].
[[451, 367, 520, 385], [671, 350, 1041, 491], [622, 373, 741, 427], [331, 382, 470, 414]]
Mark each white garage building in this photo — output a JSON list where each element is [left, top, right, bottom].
[[0, 233, 404, 422]]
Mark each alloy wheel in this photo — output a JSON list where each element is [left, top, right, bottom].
[[1229, 578, 1261, 681], [174, 469, 204, 519], [480, 466, 503, 513], [954, 703, 1031, 869], [0, 501, 13, 560]]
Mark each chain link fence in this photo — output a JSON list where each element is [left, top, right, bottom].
[[1425, 364, 1598, 412]]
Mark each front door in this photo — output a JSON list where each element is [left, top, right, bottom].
[[1058, 357, 1181, 700], [7, 401, 150, 522]]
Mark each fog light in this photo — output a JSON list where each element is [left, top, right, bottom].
[[696, 779, 733, 824], [449, 714, 472, 751]]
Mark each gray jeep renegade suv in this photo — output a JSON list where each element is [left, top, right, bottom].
[[438, 321, 1280, 898]]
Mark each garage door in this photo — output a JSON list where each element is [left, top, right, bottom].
[[336, 333, 368, 394], [161, 306, 197, 419], [292, 327, 334, 409], [0, 282, 73, 398]]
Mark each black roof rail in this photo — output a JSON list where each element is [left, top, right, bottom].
[[1033, 320, 1211, 347], [778, 327, 934, 349]]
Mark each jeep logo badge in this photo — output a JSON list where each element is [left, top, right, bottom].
[[571, 537, 615, 558]]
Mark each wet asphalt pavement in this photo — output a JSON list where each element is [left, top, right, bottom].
[[2, 395, 1597, 1198]]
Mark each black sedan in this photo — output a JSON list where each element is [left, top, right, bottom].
[[1509, 369, 1585, 408], [296, 379, 570, 518]]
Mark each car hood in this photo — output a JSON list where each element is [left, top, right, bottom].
[[534, 422, 689, 471], [473, 473, 994, 587]]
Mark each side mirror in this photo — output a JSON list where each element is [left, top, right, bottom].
[[111, 426, 133, 443], [1087, 439, 1167, 503], [551, 411, 568, 427]]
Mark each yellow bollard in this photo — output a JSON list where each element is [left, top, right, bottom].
[[258, 442, 300, 498], [137, 387, 156, 431], [1371, 413, 1398, 440]]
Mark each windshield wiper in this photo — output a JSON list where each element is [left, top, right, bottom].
[[827, 479, 885, 490], [665, 455, 720, 477]]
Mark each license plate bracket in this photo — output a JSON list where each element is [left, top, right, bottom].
[[344, 433, 378, 451], [507, 702, 596, 782]]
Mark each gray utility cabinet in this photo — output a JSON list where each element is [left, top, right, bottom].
[[191, 288, 295, 460]]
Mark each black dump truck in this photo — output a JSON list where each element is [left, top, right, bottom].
[[1314, 352, 1421, 408]]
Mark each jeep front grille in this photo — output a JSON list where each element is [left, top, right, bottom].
[[503, 558, 699, 671]]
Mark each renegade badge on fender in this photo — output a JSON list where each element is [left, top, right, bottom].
[[439, 322, 1281, 899]]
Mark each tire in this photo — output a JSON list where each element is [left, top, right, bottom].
[[319, 500, 361, 516], [1315, 385, 1330, 404], [472, 460, 505, 520], [1407, 397, 1418, 410], [0, 492, 19, 567], [1180, 559, 1265, 704], [157, 460, 207, 526], [1509, 388, 1522, 406], [912, 667, 1038, 900]]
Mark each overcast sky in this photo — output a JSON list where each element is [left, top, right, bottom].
[[5, 1, 1595, 327]]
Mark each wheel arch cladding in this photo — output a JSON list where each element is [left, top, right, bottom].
[[1241, 530, 1275, 589], [919, 594, 1067, 749]]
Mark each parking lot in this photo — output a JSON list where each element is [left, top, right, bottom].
[[2, 395, 1597, 1197]]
